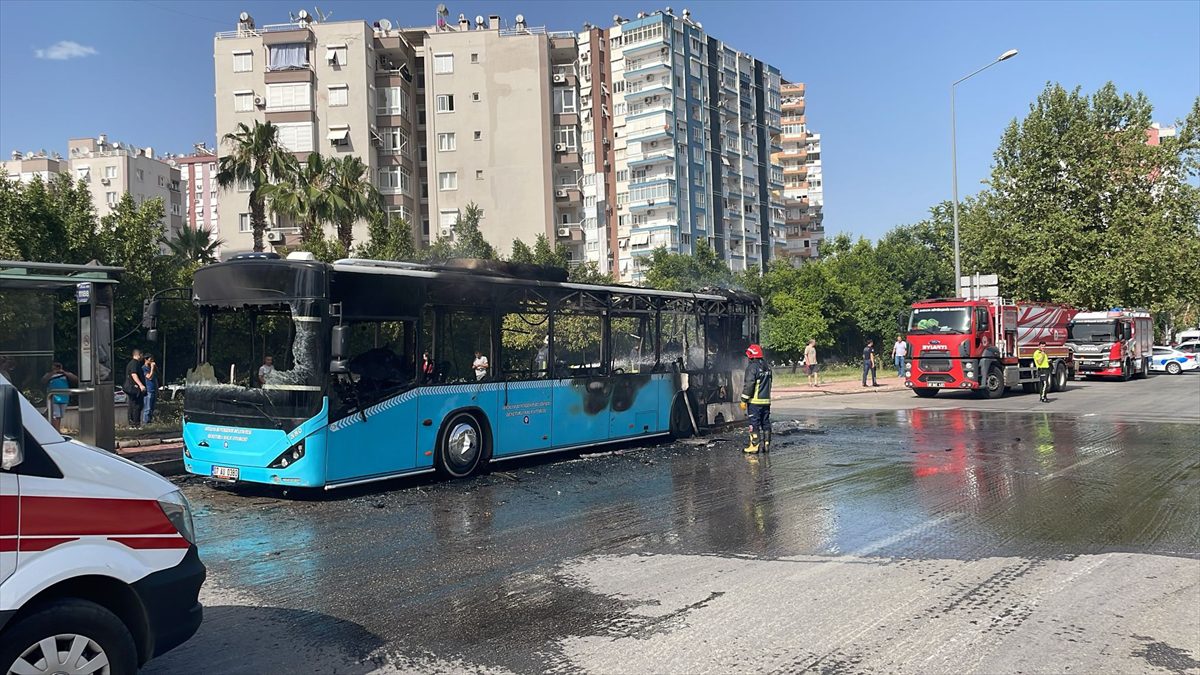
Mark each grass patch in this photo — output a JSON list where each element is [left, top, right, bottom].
[[774, 364, 864, 387]]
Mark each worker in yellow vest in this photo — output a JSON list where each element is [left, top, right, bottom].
[[1033, 341, 1051, 403]]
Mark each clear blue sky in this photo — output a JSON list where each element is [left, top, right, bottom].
[[1, 1, 1196, 239]]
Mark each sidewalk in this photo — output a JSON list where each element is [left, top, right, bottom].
[[776, 374, 907, 399]]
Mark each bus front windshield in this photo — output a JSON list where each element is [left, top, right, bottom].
[[184, 302, 326, 430], [908, 307, 971, 334]]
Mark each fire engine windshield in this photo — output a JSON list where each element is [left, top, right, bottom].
[[908, 307, 971, 334], [1068, 321, 1117, 343]]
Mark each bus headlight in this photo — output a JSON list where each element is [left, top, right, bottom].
[[268, 438, 306, 469]]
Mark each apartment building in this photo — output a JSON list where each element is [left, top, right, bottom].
[[773, 81, 824, 262], [171, 148, 221, 237], [577, 9, 785, 282], [213, 10, 576, 255], [4, 136, 184, 236]]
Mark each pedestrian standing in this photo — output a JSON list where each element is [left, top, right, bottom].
[[893, 335, 907, 378], [1033, 341, 1051, 403], [41, 362, 79, 432], [257, 355, 275, 387], [123, 349, 146, 428], [862, 340, 879, 387], [804, 339, 820, 387], [141, 354, 158, 425], [473, 350, 489, 381], [739, 344, 773, 454]]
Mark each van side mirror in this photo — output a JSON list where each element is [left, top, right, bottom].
[[0, 384, 24, 471], [330, 324, 349, 374]]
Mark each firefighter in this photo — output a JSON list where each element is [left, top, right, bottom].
[[1033, 341, 1051, 403], [739, 344, 773, 454]]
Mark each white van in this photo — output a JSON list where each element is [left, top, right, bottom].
[[0, 376, 204, 674]]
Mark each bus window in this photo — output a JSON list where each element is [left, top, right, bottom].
[[501, 308, 550, 380], [434, 309, 493, 384], [553, 314, 603, 378], [611, 315, 657, 373], [345, 320, 416, 397], [662, 312, 705, 371]]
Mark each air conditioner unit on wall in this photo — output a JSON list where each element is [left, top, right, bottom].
[[553, 73, 566, 83], [557, 227, 571, 237], [554, 143, 566, 152], [253, 96, 265, 107], [266, 231, 284, 243], [555, 189, 568, 198]]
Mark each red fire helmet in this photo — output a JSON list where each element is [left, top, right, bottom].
[[746, 344, 764, 359]]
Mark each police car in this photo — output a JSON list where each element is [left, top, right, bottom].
[[1150, 346, 1199, 375], [1, 376, 204, 674]]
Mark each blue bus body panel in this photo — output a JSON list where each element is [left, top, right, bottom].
[[494, 381, 554, 457], [415, 383, 502, 464], [182, 399, 329, 487], [326, 390, 421, 481], [552, 379, 612, 448], [608, 374, 662, 439]]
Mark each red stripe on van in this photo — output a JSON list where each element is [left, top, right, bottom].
[[0, 496, 17, 536], [109, 536, 191, 550], [21, 496, 176, 536], [19, 537, 79, 552], [0, 537, 16, 553]]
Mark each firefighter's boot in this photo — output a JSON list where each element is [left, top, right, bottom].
[[743, 432, 760, 454], [761, 429, 771, 453]]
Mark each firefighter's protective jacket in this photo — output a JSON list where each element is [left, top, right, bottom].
[[741, 359, 773, 405]]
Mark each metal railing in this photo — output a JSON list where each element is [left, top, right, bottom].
[[216, 22, 308, 40]]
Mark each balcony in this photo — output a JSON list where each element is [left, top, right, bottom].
[[627, 152, 674, 168], [625, 57, 671, 77]]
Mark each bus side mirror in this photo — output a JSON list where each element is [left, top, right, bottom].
[[1, 384, 24, 471], [330, 325, 349, 374]]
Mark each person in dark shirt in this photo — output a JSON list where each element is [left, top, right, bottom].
[[124, 349, 146, 428], [862, 340, 879, 387], [141, 354, 158, 425]]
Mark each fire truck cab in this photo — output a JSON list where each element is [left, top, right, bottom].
[[905, 298, 1077, 399], [1067, 309, 1153, 380]]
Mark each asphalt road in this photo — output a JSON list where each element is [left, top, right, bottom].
[[148, 374, 1200, 674]]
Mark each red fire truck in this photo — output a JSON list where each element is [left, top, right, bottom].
[[905, 298, 1079, 399], [1066, 309, 1153, 380]]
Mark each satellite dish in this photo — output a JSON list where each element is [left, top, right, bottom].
[[436, 4, 448, 16], [475, 15, 484, 26], [378, 18, 392, 31], [239, 11, 249, 21], [516, 13, 525, 23], [458, 13, 466, 21], [297, 9, 309, 19]]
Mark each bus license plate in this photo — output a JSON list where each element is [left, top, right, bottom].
[[212, 465, 239, 481]]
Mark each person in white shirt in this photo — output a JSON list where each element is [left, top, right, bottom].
[[473, 351, 489, 381], [257, 355, 275, 386], [893, 335, 907, 378]]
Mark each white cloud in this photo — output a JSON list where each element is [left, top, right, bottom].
[[34, 41, 98, 60]]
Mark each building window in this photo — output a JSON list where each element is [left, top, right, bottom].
[[239, 213, 252, 232], [436, 94, 454, 113], [275, 122, 314, 153], [233, 50, 253, 72], [476, 170, 484, 180], [325, 44, 348, 66], [106, 192, 118, 206], [438, 171, 458, 191], [238, 177, 252, 192], [473, 130, 482, 141], [614, 102, 627, 116], [234, 92, 254, 112], [616, 169, 628, 182], [382, 127, 408, 155], [439, 209, 458, 230], [377, 86, 407, 117], [470, 52, 479, 63], [472, 91, 480, 102], [437, 133, 456, 152], [267, 43, 308, 71], [158, 175, 165, 187], [266, 82, 312, 111], [553, 88, 577, 114], [433, 53, 454, 74], [582, 129, 594, 144], [553, 126, 577, 151], [329, 84, 349, 107], [378, 166, 403, 193], [136, 169, 144, 182]]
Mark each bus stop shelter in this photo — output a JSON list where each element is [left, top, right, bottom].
[[0, 260, 123, 451]]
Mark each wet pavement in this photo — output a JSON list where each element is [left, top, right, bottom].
[[148, 381, 1200, 674]]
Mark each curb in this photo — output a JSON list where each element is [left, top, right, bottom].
[[776, 385, 907, 399], [141, 458, 186, 477], [116, 436, 183, 449]]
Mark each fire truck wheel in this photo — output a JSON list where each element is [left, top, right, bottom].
[[983, 367, 1005, 399], [0, 598, 138, 675], [1051, 365, 1068, 392], [913, 388, 938, 398], [1120, 360, 1133, 382]]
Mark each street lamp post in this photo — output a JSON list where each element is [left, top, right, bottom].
[[951, 48, 1018, 296]]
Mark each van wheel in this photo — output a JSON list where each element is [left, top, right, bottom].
[[437, 412, 486, 478], [0, 598, 138, 675]]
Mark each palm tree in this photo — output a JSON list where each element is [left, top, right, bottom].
[[215, 122, 291, 252], [163, 223, 225, 264], [326, 155, 382, 252], [260, 152, 333, 244]]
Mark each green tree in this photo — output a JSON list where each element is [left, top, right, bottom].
[[215, 121, 291, 252], [261, 152, 333, 247], [508, 239, 535, 264], [642, 238, 732, 291], [326, 155, 382, 252], [355, 210, 416, 261], [163, 223, 224, 264], [426, 202, 496, 261]]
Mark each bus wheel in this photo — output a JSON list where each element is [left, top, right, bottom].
[[913, 388, 938, 398], [438, 412, 486, 478]]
